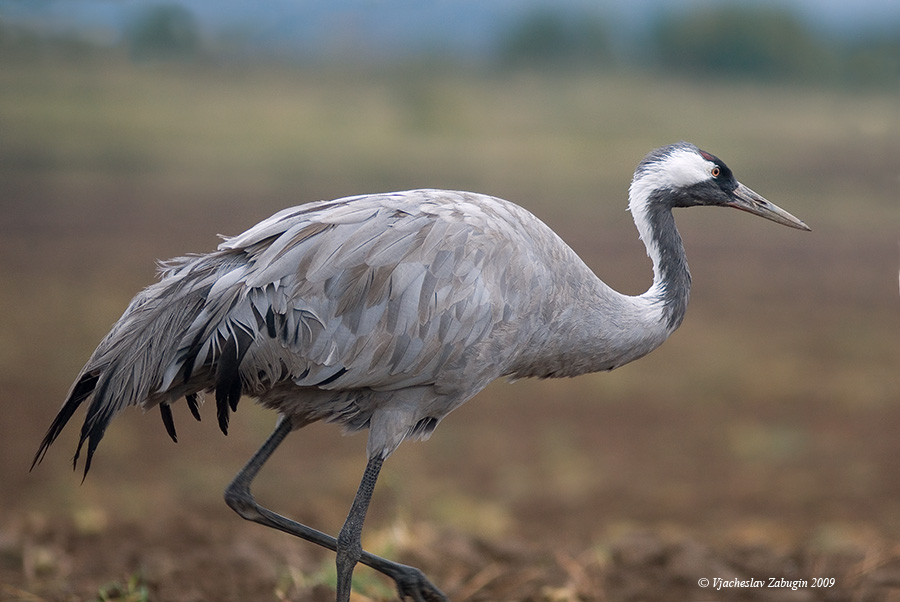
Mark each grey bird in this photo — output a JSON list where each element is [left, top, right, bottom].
[[32, 142, 809, 602]]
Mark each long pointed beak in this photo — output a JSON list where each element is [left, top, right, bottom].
[[727, 182, 810, 231]]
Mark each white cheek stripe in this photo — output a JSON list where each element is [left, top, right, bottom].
[[628, 149, 714, 223], [636, 149, 714, 194]]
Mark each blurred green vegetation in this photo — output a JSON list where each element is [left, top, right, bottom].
[[649, 5, 900, 86], [496, 8, 613, 70], [126, 4, 201, 62], [2, 4, 899, 87]]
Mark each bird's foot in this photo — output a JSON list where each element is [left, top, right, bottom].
[[388, 563, 449, 602]]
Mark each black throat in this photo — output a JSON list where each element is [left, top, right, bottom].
[[645, 192, 692, 331]]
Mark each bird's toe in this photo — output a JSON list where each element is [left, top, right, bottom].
[[391, 564, 449, 602]]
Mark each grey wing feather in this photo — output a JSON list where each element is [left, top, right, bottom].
[[225, 191, 537, 397]]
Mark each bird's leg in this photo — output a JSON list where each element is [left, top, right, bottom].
[[335, 455, 382, 601], [224, 415, 339, 551], [224, 416, 449, 602]]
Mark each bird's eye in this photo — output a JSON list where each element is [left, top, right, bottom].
[[711, 166, 721, 178]]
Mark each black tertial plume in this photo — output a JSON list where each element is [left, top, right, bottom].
[[31, 372, 100, 471], [73, 375, 118, 482], [265, 306, 277, 338], [159, 402, 177, 443], [181, 327, 208, 385], [215, 329, 252, 435], [186, 392, 202, 421]]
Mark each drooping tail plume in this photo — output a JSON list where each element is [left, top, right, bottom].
[[30, 252, 246, 479]]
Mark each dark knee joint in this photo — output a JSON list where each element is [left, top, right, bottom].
[[224, 482, 261, 521]]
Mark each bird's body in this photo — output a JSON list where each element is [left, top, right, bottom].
[[43, 189, 678, 466], [33, 142, 808, 602]]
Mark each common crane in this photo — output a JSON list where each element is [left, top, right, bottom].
[[33, 142, 809, 602]]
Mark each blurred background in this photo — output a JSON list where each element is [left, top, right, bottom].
[[1, 1, 898, 601]]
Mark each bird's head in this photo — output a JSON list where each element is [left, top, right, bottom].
[[629, 142, 810, 231]]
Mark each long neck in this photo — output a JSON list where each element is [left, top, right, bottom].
[[631, 192, 692, 332], [508, 192, 692, 381]]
